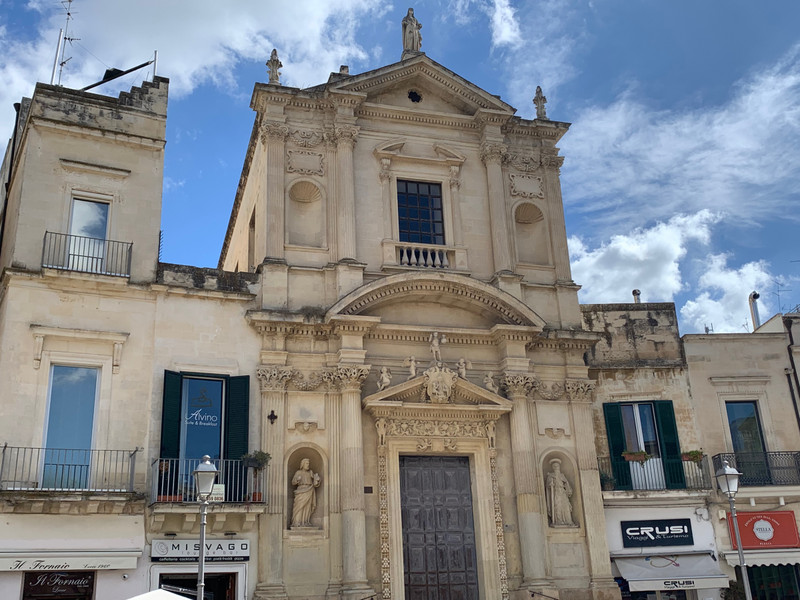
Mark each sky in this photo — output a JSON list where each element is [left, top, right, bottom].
[[2, 0, 800, 334]]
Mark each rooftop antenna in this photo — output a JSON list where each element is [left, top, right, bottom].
[[56, 0, 80, 86], [704, 323, 714, 334]]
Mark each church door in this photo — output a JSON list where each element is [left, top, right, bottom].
[[400, 456, 479, 600]]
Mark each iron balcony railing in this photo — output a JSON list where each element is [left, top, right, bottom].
[[0, 445, 138, 492], [598, 455, 712, 491], [42, 231, 133, 277], [151, 458, 266, 504], [712, 452, 800, 487]]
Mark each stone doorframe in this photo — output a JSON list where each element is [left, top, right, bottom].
[[366, 382, 512, 600]]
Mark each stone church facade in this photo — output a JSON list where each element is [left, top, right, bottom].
[[5, 11, 780, 600]]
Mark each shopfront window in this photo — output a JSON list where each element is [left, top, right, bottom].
[[23, 571, 95, 600], [748, 565, 800, 600]]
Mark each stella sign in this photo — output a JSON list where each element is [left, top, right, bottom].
[[728, 511, 800, 549]]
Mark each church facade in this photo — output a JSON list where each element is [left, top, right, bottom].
[[3, 11, 778, 600]]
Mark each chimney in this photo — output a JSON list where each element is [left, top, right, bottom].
[[749, 291, 761, 331], [632, 289, 641, 304]]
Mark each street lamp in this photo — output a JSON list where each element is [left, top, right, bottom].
[[193, 455, 218, 600], [715, 460, 753, 600]]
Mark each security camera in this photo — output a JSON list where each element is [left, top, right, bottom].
[[122, 574, 129, 580]]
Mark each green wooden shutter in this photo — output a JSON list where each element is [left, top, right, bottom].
[[603, 403, 632, 490], [224, 376, 250, 460], [160, 370, 182, 459], [653, 400, 686, 489]]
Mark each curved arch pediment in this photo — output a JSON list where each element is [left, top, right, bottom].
[[326, 272, 546, 328]]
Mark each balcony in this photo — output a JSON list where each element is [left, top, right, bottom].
[[712, 452, 800, 487], [42, 231, 132, 277], [598, 455, 712, 491], [381, 239, 468, 272], [0, 445, 138, 492], [151, 458, 266, 504]]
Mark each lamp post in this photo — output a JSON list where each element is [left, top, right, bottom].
[[715, 460, 754, 600], [193, 455, 218, 600]]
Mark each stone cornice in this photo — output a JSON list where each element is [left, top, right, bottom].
[[357, 104, 478, 129]]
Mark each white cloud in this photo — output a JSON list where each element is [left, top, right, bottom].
[[680, 255, 776, 333], [570, 210, 719, 304], [489, 0, 521, 48], [0, 0, 387, 143], [561, 44, 800, 234]]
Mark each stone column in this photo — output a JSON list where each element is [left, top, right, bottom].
[[253, 365, 294, 600], [380, 158, 394, 240], [566, 380, 616, 591], [481, 142, 513, 273], [325, 373, 343, 598], [335, 364, 373, 598], [502, 373, 548, 586], [448, 165, 464, 247], [541, 147, 571, 283], [335, 125, 359, 261], [324, 128, 339, 260], [261, 120, 289, 261]]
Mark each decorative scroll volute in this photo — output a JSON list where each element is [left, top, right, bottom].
[[256, 365, 295, 391]]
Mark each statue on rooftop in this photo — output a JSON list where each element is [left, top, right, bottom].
[[533, 86, 547, 119], [402, 8, 423, 53], [267, 49, 283, 85]]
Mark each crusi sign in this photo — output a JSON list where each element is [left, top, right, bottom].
[[622, 519, 694, 548]]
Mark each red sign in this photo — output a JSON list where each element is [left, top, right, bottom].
[[727, 511, 800, 549]]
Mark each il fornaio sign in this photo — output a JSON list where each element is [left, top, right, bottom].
[[622, 519, 694, 548]]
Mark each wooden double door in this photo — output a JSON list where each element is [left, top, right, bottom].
[[400, 456, 479, 600]]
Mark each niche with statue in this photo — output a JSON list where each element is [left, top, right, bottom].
[[543, 453, 580, 528], [286, 448, 326, 531]]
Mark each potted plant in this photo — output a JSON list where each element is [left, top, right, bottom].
[[599, 471, 615, 491], [681, 449, 705, 463], [242, 451, 271, 502], [621, 450, 651, 464]]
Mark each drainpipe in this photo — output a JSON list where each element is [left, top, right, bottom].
[[0, 102, 21, 253], [782, 317, 800, 436]]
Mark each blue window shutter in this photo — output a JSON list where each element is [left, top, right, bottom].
[[653, 400, 686, 489], [160, 370, 182, 459]]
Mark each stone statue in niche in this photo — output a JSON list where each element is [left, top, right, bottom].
[[402, 8, 422, 53], [546, 458, 576, 527], [377, 367, 392, 391], [290, 458, 321, 528]]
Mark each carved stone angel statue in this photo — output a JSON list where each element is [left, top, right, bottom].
[[484, 372, 498, 394], [429, 331, 446, 363], [404, 356, 418, 380], [377, 366, 392, 391]]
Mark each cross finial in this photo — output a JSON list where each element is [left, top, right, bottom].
[[533, 85, 548, 119], [267, 49, 283, 85]]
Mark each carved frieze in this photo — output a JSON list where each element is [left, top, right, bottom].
[[256, 365, 294, 391], [289, 129, 323, 148], [290, 370, 325, 391], [385, 418, 487, 439], [505, 152, 540, 172], [509, 173, 544, 199], [536, 380, 566, 401], [260, 121, 289, 145], [287, 150, 324, 175]]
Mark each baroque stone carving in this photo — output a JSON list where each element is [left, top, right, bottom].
[[546, 458, 577, 527], [428, 331, 446, 363], [480, 142, 508, 164], [377, 367, 392, 392], [416, 438, 432, 452], [377, 445, 390, 598], [379, 157, 391, 183], [385, 418, 487, 439], [404, 356, 418, 380], [401, 8, 422, 52], [536, 380, 565, 401], [422, 364, 459, 404], [501, 373, 538, 397], [565, 379, 596, 401], [509, 173, 544, 198], [448, 165, 461, 189], [533, 85, 547, 119], [287, 150, 324, 175], [505, 152, 540, 173], [484, 372, 499, 394], [334, 125, 359, 147], [290, 458, 321, 528], [290, 129, 323, 148], [260, 121, 289, 145], [540, 147, 564, 170], [376, 418, 387, 447], [291, 370, 325, 391], [333, 364, 370, 390], [266, 49, 282, 85], [490, 448, 510, 600], [257, 365, 294, 391]]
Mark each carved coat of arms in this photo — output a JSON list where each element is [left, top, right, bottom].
[[423, 364, 459, 404]]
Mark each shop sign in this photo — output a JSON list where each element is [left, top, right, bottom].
[[151, 539, 250, 562], [23, 571, 94, 595], [621, 519, 694, 548], [0, 555, 137, 571], [728, 511, 800, 549]]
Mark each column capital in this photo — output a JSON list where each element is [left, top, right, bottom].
[[259, 120, 289, 144], [480, 141, 508, 164], [256, 365, 295, 391], [501, 372, 539, 398], [333, 364, 370, 391], [565, 379, 596, 402], [334, 125, 360, 148]]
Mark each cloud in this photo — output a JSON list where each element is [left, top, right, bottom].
[[570, 210, 719, 304], [488, 0, 522, 48], [0, 0, 387, 143], [680, 255, 777, 333], [561, 43, 800, 237]]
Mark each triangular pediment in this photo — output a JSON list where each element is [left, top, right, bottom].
[[328, 54, 515, 118]]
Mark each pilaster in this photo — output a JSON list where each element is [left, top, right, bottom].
[[334, 124, 359, 261], [260, 119, 289, 260], [540, 146, 571, 284]]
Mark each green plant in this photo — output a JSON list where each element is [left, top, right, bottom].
[[681, 449, 705, 464], [621, 450, 651, 464], [599, 471, 615, 490], [722, 580, 745, 600], [241, 450, 271, 469]]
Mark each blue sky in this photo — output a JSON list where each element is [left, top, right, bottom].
[[2, 0, 800, 333]]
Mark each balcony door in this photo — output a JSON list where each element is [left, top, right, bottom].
[[69, 198, 109, 273], [43, 366, 98, 489], [726, 401, 769, 485]]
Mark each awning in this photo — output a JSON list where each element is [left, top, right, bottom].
[[722, 549, 800, 567], [614, 554, 729, 591]]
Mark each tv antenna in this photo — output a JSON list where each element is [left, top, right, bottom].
[[51, 0, 80, 85]]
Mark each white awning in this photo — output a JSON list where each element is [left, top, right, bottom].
[[614, 554, 729, 591], [722, 549, 800, 567]]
